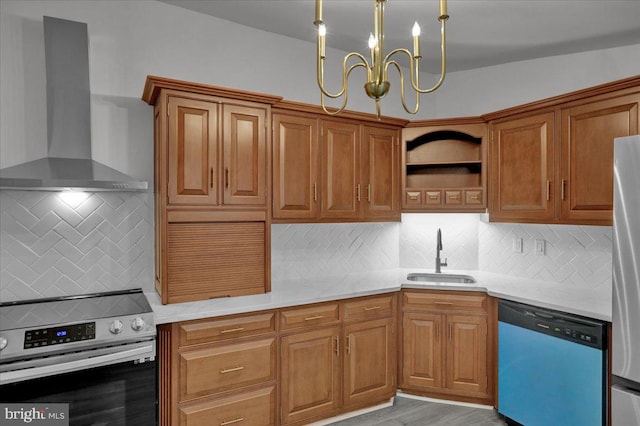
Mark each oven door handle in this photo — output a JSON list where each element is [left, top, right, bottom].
[[0, 344, 154, 385]]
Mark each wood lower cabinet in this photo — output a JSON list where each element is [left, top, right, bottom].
[[400, 290, 495, 405], [279, 295, 397, 425], [158, 311, 277, 426], [179, 386, 276, 426], [280, 326, 342, 425], [343, 317, 396, 408]]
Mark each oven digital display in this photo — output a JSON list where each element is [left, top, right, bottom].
[[24, 322, 96, 349]]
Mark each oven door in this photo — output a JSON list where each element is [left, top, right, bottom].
[[0, 346, 157, 425]]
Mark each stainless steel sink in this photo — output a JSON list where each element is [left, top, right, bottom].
[[406, 273, 477, 284]]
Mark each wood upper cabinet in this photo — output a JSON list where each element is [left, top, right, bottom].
[[272, 113, 319, 219], [272, 111, 401, 222], [488, 79, 640, 225], [280, 326, 341, 425], [321, 120, 361, 219], [164, 92, 269, 208], [362, 125, 400, 220], [402, 121, 487, 212], [489, 112, 555, 222], [223, 104, 268, 205], [168, 96, 219, 205], [400, 290, 495, 405], [559, 93, 639, 223]]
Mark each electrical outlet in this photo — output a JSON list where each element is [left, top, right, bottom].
[[512, 237, 523, 253], [535, 239, 546, 255]]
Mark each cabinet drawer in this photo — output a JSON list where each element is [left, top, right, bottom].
[[445, 190, 462, 205], [343, 295, 395, 321], [179, 385, 275, 426], [403, 291, 487, 312], [425, 191, 442, 205], [179, 338, 276, 401], [280, 303, 340, 330], [179, 312, 275, 347], [405, 190, 423, 206], [465, 190, 483, 205]]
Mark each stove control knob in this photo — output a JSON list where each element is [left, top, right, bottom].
[[0, 336, 7, 351], [131, 317, 146, 332], [109, 319, 124, 334]]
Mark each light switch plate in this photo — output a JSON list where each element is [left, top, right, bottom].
[[512, 237, 523, 253], [535, 239, 546, 255]]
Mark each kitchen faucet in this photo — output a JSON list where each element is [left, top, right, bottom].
[[435, 228, 448, 273]]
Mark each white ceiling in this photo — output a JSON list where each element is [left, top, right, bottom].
[[159, 0, 640, 73]]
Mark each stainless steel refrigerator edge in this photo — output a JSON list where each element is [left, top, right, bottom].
[[612, 135, 640, 425]]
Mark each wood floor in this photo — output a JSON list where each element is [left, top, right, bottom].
[[328, 396, 507, 426]]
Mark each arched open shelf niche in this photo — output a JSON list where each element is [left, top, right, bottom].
[[403, 128, 486, 211]]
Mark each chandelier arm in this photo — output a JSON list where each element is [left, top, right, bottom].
[[386, 60, 420, 115], [317, 52, 369, 99], [410, 18, 448, 94], [320, 60, 368, 115]]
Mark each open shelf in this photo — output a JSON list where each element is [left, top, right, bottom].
[[403, 128, 485, 211]]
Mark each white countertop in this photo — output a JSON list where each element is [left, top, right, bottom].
[[148, 268, 612, 324]]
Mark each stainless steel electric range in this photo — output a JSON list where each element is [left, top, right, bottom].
[[0, 289, 157, 425]]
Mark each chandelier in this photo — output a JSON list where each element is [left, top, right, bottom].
[[314, 0, 449, 119]]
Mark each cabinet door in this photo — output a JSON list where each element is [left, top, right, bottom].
[[321, 120, 361, 219], [490, 112, 555, 221], [401, 312, 443, 390], [272, 114, 319, 219], [446, 314, 488, 397], [280, 327, 341, 424], [223, 104, 267, 206], [362, 126, 400, 220], [343, 318, 396, 408], [560, 94, 639, 224], [168, 96, 218, 205]]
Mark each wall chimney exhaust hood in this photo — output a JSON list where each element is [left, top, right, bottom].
[[0, 16, 147, 192]]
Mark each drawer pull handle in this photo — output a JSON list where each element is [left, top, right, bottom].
[[428, 195, 439, 200], [434, 302, 454, 305], [221, 418, 244, 426], [346, 335, 351, 354], [364, 306, 381, 311], [210, 168, 214, 188], [469, 195, 479, 200], [304, 315, 324, 321], [449, 195, 460, 200], [409, 195, 419, 200], [220, 366, 245, 374], [220, 327, 245, 334], [313, 182, 318, 201]]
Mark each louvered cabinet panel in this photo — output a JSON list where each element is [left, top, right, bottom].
[[167, 222, 266, 303]]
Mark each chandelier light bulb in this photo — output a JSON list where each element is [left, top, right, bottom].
[[412, 22, 421, 37], [368, 33, 377, 49], [318, 23, 326, 37]]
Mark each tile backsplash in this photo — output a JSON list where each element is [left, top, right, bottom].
[[271, 223, 399, 281], [478, 220, 612, 290], [0, 191, 154, 302], [1, 189, 612, 302]]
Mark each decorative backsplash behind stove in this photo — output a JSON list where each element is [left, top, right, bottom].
[[0, 191, 154, 301]]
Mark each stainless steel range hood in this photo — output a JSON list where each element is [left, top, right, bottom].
[[0, 16, 147, 192]]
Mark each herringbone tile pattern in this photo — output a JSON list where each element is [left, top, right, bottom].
[[271, 223, 400, 281], [478, 221, 612, 289], [0, 191, 154, 302]]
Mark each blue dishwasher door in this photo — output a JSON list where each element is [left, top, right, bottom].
[[498, 321, 605, 426]]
